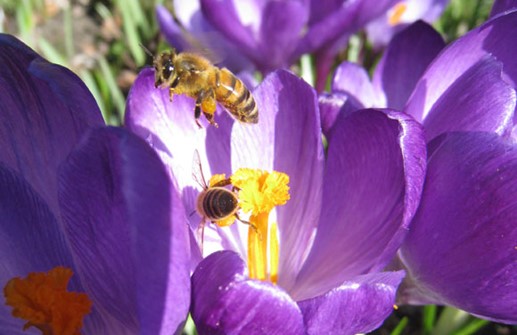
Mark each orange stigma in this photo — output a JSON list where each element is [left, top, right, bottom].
[[4, 267, 92, 335]]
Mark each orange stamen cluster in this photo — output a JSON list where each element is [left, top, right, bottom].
[[4, 267, 92, 335]]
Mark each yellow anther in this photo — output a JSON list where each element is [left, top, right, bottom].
[[231, 168, 290, 216], [230, 168, 289, 282], [4, 267, 92, 335]]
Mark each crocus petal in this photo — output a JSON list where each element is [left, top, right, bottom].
[[191, 251, 305, 335], [318, 92, 362, 137], [490, 0, 517, 17], [58, 127, 190, 333], [298, 0, 398, 54], [331, 62, 378, 107], [0, 34, 103, 215], [422, 56, 516, 142], [200, 0, 257, 58], [156, 5, 191, 51], [201, 0, 308, 71], [298, 271, 405, 335], [372, 21, 445, 111], [257, 1, 309, 70], [401, 132, 517, 324], [405, 9, 517, 122], [293, 109, 426, 300], [231, 70, 325, 291]]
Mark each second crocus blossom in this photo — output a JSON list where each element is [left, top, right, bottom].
[[329, 12, 517, 323], [126, 64, 427, 334], [0, 34, 191, 334], [158, 0, 400, 75]]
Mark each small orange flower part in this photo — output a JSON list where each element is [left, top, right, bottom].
[[4, 266, 92, 335], [388, 2, 408, 26]]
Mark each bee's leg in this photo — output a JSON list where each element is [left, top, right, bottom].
[[194, 104, 203, 129], [168, 76, 181, 102], [197, 89, 218, 128], [211, 178, 233, 188], [235, 213, 261, 239]]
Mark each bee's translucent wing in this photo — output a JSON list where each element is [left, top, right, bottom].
[[192, 149, 208, 189]]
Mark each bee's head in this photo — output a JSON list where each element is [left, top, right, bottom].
[[153, 50, 178, 88]]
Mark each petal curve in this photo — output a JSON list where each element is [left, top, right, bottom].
[[298, 271, 404, 335], [293, 109, 425, 300], [401, 132, 517, 324], [191, 251, 305, 335]]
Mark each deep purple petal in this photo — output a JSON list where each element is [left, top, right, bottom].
[[373, 21, 445, 111], [331, 61, 379, 107], [405, 9, 517, 122], [319, 92, 362, 137], [257, 1, 308, 70], [59, 127, 190, 333], [156, 5, 191, 51], [490, 0, 517, 17], [292, 109, 426, 300], [422, 56, 516, 142], [191, 251, 305, 335], [298, 0, 398, 54], [201, 0, 308, 71], [0, 34, 103, 215], [401, 132, 517, 324], [230, 70, 325, 291], [200, 0, 256, 58], [298, 271, 405, 335]]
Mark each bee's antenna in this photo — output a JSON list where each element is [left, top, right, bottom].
[[139, 43, 154, 58]]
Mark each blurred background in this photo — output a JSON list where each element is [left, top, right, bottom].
[[0, 0, 515, 334]]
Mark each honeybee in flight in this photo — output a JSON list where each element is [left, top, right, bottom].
[[149, 48, 259, 128], [192, 150, 255, 250]]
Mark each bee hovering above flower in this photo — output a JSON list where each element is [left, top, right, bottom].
[[144, 46, 259, 128], [191, 150, 256, 251]]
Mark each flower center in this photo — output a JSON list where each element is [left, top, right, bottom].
[[388, 2, 408, 26], [3, 267, 92, 335], [230, 168, 290, 283]]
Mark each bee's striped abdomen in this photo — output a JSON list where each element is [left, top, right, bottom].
[[215, 68, 258, 123], [200, 188, 238, 221]]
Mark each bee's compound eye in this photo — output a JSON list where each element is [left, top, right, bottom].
[[162, 60, 174, 79]]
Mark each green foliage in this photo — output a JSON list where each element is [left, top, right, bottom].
[[1, 0, 159, 125], [434, 0, 493, 40]]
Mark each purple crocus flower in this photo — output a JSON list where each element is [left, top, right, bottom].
[[329, 11, 517, 323], [0, 34, 190, 334], [157, 0, 400, 86], [125, 63, 427, 333]]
